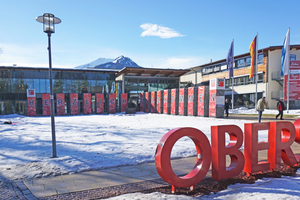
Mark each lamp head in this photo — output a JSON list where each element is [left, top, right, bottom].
[[36, 13, 61, 34]]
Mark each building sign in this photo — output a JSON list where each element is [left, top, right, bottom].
[[157, 91, 161, 114], [121, 93, 128, 112], [163, 90, 169, 114], [109, 93, 116, 114], [284, 60, 300, 101], [209, 78, 225, 117], [96, 93, 104, 114], [155, 120, 300, 190], [151, 91, 156, 113], [42, 93, 51, 116], [27, 89, 36, 116], [171, 89, 176, 115], [178, 88, 185, 115], [84, 93, 92, 115], [70, 93, 78, 115], [145, 92, 149, 113], [187, 87, 194, 116], [56, 93, 65, 115]]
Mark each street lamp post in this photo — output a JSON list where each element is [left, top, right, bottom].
[[36, 13, 61, 158]]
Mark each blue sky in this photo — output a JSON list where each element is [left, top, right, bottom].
[[0, 0, 299, 69]]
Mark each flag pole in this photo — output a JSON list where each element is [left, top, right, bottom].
[[232, 39, 234, 110], [287, 28, 290, 113], [255, 33, 258, 110]]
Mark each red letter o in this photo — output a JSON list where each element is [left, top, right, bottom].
[[155, 127, 212, 188]]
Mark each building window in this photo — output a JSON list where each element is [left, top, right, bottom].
[[290, 54, 296, 60], [236, 59, 245, 68], [258, 54, 264, 65], [245, 57, 251, 67]]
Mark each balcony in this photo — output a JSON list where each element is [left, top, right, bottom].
[[271, 90, 283, 100]]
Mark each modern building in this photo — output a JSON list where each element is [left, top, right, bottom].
[[0, 66, 117, 115], [115, 67, 190, 97], [180, 44, 300, 109]]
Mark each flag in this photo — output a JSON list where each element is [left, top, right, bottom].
[[249, 35, 257, 78], [281, 28, 290, 76], [226, 40, 234, 78]]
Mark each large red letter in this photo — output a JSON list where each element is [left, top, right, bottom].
[[268, 121, 297, 169], [211, 125, 244, 181], [155, 128, 212, 188], [244, 122, 270, 173]]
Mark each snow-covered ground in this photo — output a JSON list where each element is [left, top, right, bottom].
[[0, 108, 300, 199]]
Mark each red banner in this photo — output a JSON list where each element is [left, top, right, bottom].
[[171, 89, 176, 114], [96, 93, 104, 114], [121, 93, 128, 112], [145, 92, 149, 112], [27, 97, 36, 116], [178, 88, 185, 115], [56, 93, 65, 115], [83, 93, 92, 115], [151, 91, 156, 113], [140, 93, 144, 112], [284, 60, 300, 101], [188, 87, 194, 116], [163, 90, 168, 114], [157, 91, 161, 113], [70, 93, 78, 115], [42, 93, 50, 116], [209, 90, 216, 117], [109, 93, 116, 114], [198, 86, 205, 116]]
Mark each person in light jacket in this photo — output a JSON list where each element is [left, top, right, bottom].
[[256, 97, 266, 123]]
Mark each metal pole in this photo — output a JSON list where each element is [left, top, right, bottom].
[[47, 32, 57, 158]]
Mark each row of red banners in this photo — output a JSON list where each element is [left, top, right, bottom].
[[140, 86, 208, 116], [27, 84, 223, 117], [27, 93, 123, 116]]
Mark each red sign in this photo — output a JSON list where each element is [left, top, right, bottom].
[[198, 86, 205, 116], [121, 93, 128, 112], [42, 93, 50, 116], [155, 120, 300, 190], [145, 92, 149, 113], [70, 93, 78, 115], [178, 88, 185, 115], [187, 87, 194, 116], [56, 93, 65, 115], [151, 91, 156, 113], [284, 60, 300, 101], [140, 93, 144, 112], [84, 93, 92, 115], [109, 93, 116, 114], [171, 89, 176, 114], [209, 90, 216, 117], [157, 91, 161, 114], [163, 90, 168, 114], [96, 93, 104, 114], [27, 97, 36, 116]]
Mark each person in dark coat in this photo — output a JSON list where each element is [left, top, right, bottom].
[[224, 98, 230, 117], [276, 98, 286, 120]]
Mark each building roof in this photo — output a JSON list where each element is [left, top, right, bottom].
[[0, 66, 119, 74], [188, 44, 300, 70], [116, 67, 190, 78]]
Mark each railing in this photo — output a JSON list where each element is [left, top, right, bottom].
[[271, 90, 283, 100], [271, 71, 283, 80]]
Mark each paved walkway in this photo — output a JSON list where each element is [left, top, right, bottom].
[[9, 115, 300, 199]]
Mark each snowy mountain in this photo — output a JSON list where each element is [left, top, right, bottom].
[[75, 58, 114, 69], [94, 55, 142, 69]]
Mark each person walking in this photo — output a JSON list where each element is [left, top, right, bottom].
[[276, 98, 286, 120], [224, 98, 230, 117], [256, 97, 266, 123]]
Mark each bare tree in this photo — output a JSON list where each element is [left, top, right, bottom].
[[0, 47, 2, 55]]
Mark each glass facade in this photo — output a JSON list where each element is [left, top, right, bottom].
[[124, 77, 179, 95], [0, 67, 116, 115]]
